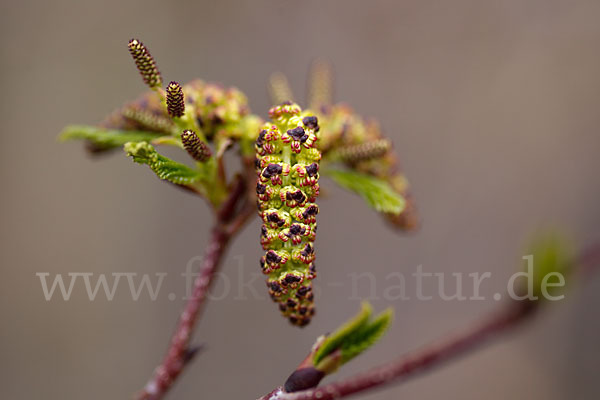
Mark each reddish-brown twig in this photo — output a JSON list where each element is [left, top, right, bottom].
[[260, 300, 535, 400], [259, 242, 600, 400], [136, 175, 254, 400], [136, 224, 232, 400]]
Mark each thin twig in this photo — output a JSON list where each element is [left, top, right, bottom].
[[226, 198, 256, 236], [259, 242, 600, 400], [217, 174, 247, 224], [136, 176, 255, 400], [260, 301, 535, 400], [137, 224, 232, 400]]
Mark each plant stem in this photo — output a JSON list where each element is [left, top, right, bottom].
[[136, 224, 232, 400], [260, 300, 535, 400], [259, 242, 600, 400], [136, 175, 253, 400]]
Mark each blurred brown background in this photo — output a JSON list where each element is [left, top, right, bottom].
[[1, 0, 599, 399]]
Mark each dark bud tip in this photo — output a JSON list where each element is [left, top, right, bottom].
[[166, 81, 185, 118], [256, 183, 267, 194], [183, 344, 204, 364], [284, 367, 325, 393], [306, 163, 319, 177], [302, 116, 319, 130], [287, 126, 306, 141]]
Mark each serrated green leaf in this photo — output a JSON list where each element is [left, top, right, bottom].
[[59, 125, 162, 151], [313, 302, 393, 373], [124, 141, 202, 185], [324, 169, 406, 215], [341, 308, 393, 363], [313, 302, 372, 366]]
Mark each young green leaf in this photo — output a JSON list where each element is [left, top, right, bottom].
[[124, 141, 202, 185], [341, 308, 393, 363], [526, 232, 573, 300], [313, 302, 393, 373], [59, 125, 162, 151], [313, 302, 373, 366], [324, 168, 406, 215]]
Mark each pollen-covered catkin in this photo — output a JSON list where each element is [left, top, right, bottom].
[[255, 103, 321, 326]]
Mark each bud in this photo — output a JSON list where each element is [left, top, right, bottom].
[[284, 368, 325, 393], [385, 193, 419, 230], [166, 81, 185, 118], [127, 39, 162, 88], [181, 130, 212, 162], [523, 233, 572, 301]]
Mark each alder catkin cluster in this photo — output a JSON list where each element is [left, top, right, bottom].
[[255, 102, 321, 326], [100, 79, 253, 141]]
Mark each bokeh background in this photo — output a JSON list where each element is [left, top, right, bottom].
[[1, 0, 599, 399]]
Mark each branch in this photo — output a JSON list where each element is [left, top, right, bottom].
[[136, 224, 232, 400], [261, 300, 534, 400], [136, 176, 255, 400], [217, 174, 248, 224], [259, 242, 600, 400]]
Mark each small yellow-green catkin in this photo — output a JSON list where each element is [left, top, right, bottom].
[[128, 39, 162, 88], [121, 107, 175, 134], [255, 102, 321, 326], [308, 59, 333, 111], [334, 139, 391, 163], [268, 72, 295, 105]]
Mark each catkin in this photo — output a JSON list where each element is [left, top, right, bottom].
[[181, 130, 212, 162], [255, 103, 321, 326], [166, 81, 185, 118], [127, 39, 162, 88]]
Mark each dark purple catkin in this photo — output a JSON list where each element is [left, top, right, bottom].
[[166, 81, 185, 118], [181, 130, 212, 162], [127, 39, 162, 88]]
